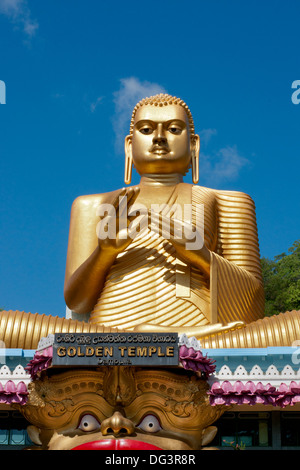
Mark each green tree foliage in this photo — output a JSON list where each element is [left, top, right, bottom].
[[261, 240, 300, 316]]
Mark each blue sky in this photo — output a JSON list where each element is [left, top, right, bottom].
[[0, 0, 300, 317]]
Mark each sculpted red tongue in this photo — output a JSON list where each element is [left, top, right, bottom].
[[72, 439, 162, 450]]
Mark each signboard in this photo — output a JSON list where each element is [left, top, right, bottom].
[[52, 332, 179, 367]]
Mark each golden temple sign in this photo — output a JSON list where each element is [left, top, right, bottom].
[[52, 332, 179, 367]]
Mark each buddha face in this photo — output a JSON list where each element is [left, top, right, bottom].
[[126, 104, 199, 176]]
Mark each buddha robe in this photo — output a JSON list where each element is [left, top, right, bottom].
[[89, 183, 264, 329]]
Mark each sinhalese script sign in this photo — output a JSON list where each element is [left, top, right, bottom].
[[52, 332, 179, 367]]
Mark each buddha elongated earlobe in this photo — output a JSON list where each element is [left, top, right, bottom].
[[192, 135, 200, 184], [192, 151, 199, 184], [124, 153, 133, 184], [124, 136, 133, 185]]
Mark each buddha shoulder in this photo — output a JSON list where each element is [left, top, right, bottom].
[[70, 189, 125, 218], [193, 185, 254, 203], [213, 188, 257, 213]]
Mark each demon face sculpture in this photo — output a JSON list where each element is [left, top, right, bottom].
[[17, 366, 225, 450]]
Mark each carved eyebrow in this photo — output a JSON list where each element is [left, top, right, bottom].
[[167, 120, 186, 128], [134, 120, 155, 128], [134, 119, 187, 128]]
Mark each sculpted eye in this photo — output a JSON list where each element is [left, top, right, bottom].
[[78, 414, 101, 432], [137, 415, 162, 433], [168, 126, 182, 135], [139, 127, 153, 135]]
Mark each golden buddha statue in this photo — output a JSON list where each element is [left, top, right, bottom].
[[63, 93, 265, 339], [2, 92, 300, 350], [3, 92, 300, 452]]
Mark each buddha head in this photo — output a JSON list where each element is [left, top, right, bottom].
[[124, 94, 200, 184]]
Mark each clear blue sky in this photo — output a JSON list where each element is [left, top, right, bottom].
[[0, 0, 300, 317]]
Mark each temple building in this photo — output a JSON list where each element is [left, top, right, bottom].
[[1, 309, 300, 450]]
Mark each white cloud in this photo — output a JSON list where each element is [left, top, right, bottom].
[[200, 143, 250, 187], [90, 96, 103, 113], [199, 128, 217, 146], [113, 77, 167, 154], [0, 0, 38, 38]]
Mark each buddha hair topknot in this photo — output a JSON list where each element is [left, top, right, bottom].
[[130, 93, 195, 137]]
